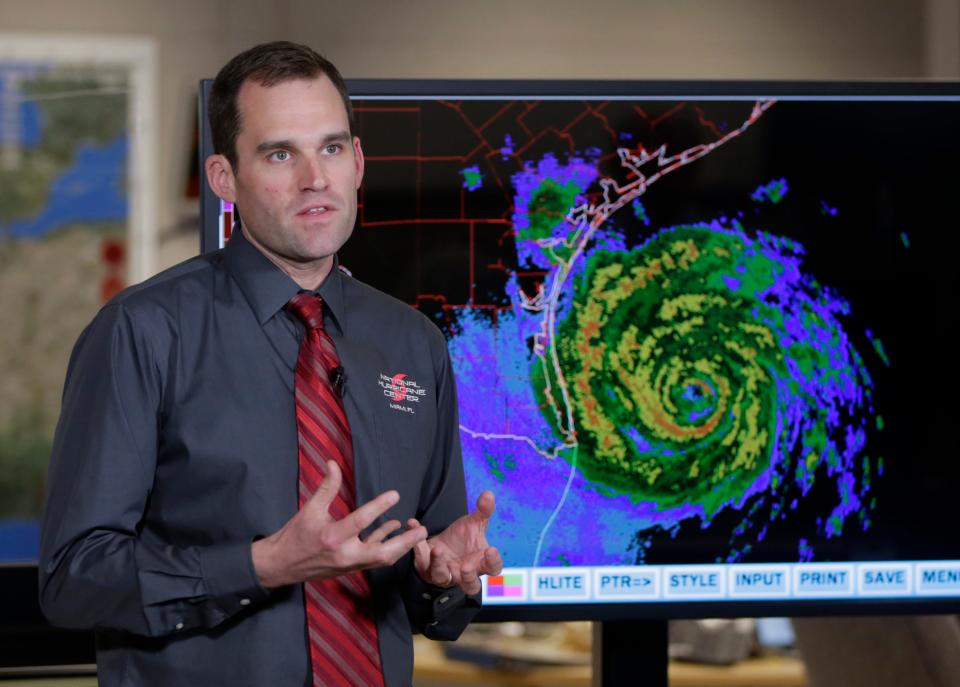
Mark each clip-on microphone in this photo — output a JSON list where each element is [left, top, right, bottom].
[[329, 366, 345, 395]]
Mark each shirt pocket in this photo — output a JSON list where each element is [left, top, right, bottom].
[[374, 401, 434, 519]]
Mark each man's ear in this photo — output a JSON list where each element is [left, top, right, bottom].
[[352, 136, 365, 190], [205, 154, 237, 202]]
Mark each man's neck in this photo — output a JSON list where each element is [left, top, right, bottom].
[[239, 224, 332, 291]]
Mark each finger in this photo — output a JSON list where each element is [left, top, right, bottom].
[[481, 546, 504, 576], [446, 565, 462, 588], [427, 541, 457, 586], [413, 538, 432, 576], [335, 489, 400, 538], [471, 490, 496, 523], [459, 564, 481, 596], [415, 536, 451, 586], [305, 460, 342, 513], [410, 518, 429, 576], [368, 524, 428, 567], [363, 519, 401, 544]]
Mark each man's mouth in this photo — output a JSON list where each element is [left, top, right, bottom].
[[299, 206, 330, 216]]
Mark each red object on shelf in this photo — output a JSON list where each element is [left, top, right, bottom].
[[101, 239, 125, 267], [100, 275, 125, 303], [100, 238, 127, 303]]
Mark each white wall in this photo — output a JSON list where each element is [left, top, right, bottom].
[[287, 0, 927, 80], [926, 0, 960, 76]]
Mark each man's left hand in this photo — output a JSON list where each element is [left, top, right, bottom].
[[411, 490, 503, 596]]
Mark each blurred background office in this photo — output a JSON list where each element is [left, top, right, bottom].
[[2, 2, 959, 686]]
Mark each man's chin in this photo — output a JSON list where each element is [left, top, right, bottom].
[[288, 251, 337, 267]]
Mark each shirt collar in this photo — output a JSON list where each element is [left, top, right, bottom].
[[223, 227, 347, 333]]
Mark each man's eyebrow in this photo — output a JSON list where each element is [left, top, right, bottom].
[[255, 131, 351, 154], [255, 139, 294, 154], [322, 131, 352, 145]]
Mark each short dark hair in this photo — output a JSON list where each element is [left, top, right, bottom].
[[208, 41, 354, 170]]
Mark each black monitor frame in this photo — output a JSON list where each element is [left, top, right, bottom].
[[0, 564, 94, 675]]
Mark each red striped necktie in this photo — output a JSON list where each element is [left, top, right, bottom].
[[286, 293, 385, 687]]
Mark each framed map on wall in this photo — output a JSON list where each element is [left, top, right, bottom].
[[0, 34, 157, 562]]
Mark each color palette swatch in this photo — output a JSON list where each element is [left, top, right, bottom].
[[487, 574, 523, 597]]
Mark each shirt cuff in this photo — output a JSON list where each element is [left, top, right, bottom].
[[406, 570, 473, 623], [200, 539, 271, 623]]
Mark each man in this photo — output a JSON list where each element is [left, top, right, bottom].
[[39, 41, 502, 687]]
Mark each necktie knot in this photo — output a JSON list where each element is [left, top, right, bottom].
[[286, 292, 325, 330]]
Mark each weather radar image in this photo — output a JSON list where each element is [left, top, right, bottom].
[[337, 86, 960, 607]]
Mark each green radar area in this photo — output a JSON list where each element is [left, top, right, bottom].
[[520, 178, 582, 242], [534, 224, 870, 522]]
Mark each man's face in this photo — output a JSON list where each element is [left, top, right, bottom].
[[212, 75, 363, 282]]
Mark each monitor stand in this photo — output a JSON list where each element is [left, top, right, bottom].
[[593, 619, 668, 687]]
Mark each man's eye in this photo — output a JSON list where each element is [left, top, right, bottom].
[[270, 151, 290, 162], [324, 144, 342, 155]]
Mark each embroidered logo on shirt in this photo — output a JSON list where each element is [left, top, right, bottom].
[[378, 372, 425, 414]]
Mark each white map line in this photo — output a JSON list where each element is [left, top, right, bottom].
[[459, 425, 574, 460], [533, 444, 578, 566]]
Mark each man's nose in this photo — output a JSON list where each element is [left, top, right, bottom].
[[298, 155, 328, 191]]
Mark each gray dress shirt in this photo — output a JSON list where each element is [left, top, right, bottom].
[[39, 228, 479, 686]]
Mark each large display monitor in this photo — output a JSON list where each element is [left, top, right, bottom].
[[202, 79, 960, 623]]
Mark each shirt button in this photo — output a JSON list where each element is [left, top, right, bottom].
[[174, 622, 184, 631], [438, 596, 450, 605], [421, 593, 432, 600], [239, 598, 251, 607]]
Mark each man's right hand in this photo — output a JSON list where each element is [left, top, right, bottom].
[[251, 460, 427, 589]]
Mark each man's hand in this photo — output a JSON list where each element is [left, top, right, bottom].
[[252, 460, 427, 589], [412, 490, 503, 596]]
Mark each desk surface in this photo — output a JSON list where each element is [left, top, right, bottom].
[[412, 635, 807, 687]]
